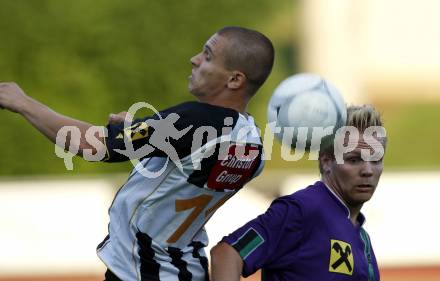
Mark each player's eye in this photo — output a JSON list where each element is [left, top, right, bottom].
[[371, 158, 383, 164], [202, 47, 212, 60], [346, 156, 360, 164], [204, 50, 211, 61]]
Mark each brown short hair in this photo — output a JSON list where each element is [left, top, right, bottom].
[[217, 26, 275, 95]]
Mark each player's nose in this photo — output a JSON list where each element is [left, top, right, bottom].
[[360, 161, 374, 177], [190, 53, 202, 67]]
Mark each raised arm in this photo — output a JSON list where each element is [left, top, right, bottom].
[[210, 242, 243, 281], [0, 82, 104, 156]]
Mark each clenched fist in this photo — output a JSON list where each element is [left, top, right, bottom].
[[108, 111, 133, 125], [0, 82, 30, 113]]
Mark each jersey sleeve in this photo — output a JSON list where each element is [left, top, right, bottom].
[[221, 197, 303, 277], [103, 102, 238, 163], [103, 116, 155, 162], [103, 104, 187, 162]]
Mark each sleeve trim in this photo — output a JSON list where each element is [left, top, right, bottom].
[[231, 227, 265, 260]]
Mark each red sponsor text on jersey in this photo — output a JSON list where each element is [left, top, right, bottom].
[[207, 144, 260, 190]]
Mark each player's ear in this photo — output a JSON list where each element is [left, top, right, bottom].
[[227, 71, 246, 90]]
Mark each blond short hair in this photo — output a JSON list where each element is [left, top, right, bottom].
[[346, 105, 383, 130], [318, 104, 386, 173]]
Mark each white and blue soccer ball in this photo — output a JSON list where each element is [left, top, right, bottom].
[[267, 73, 347, 151]]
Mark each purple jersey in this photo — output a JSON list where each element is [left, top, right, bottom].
[[222, 181, 380, 281]]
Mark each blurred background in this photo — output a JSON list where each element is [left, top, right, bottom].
[[0, 0, 439, 280]]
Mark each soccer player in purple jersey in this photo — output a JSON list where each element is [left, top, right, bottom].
[[211, 105, 386, 281]]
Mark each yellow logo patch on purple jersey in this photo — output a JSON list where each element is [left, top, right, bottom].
[[329, 239, 354, 275]]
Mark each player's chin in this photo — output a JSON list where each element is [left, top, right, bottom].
[[188, 85, 202, 98], [352, 192, 374, 204], [188, 83, 195, 94], [188, 78, 196, 90]]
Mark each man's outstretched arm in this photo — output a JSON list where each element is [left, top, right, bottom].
[[0, 82, 105, 156], [210, 242, 243, 281]]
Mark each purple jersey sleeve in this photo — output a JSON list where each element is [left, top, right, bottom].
[[222, 197, 303, 277]]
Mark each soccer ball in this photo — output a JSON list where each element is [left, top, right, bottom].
[[267, 73, 347, 151]]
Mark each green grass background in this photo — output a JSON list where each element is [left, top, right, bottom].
[[1, 0, 439, 176]]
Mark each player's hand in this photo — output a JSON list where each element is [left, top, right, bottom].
[[108, 111, 132, 124], [0, 82, 30, 113]]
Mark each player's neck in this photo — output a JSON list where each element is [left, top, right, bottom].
[[198, 95, 248, 114], [349, 207, 362, 226], [323, 179, 363, 226]]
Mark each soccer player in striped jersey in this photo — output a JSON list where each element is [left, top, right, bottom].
[[0, 26, 275, 280], [211, 105, 386, 281]]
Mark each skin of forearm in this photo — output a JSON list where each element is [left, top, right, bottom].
[[19, 96, 103, 155], [210, 243, 243, 281]]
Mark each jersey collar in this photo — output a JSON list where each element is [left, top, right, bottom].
[[319, 181, 366, 227]]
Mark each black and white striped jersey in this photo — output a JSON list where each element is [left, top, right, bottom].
[[97, 101, 264, 281]]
